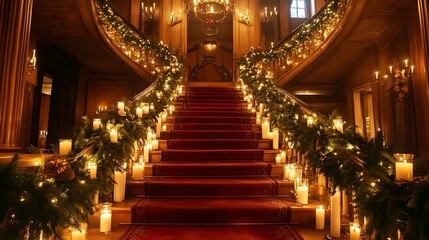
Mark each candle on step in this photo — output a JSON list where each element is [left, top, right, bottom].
[[261, 118, 270, 139], [147, 129, 153, 143], [143, 104, 150, 114], [315, 206, 325, 230], [152, 139, 159, 150], [162, 111, 167, 122], [132, 163, 144, 180], [59, 139, 72, 155], [296, 184, 308, 205], [259, 103, 264, 115], [272, 128, 279, 149], [71, 228, 86, 240], [113, 169, 126, 202], [276, 154, 281, 165], [330, 187, 341, 238], [283, 166, 289, 181], [267, 131, 273, 139], [350, 223, 360, 240], [162, 125, 167, 132], [87, 161, 97, 179], [280, 151, 286, 164], [99, 203, 112, 233], [144, 145, 151, 163]]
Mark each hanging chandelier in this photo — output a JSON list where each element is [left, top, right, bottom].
[[187, 0, 234, 24]]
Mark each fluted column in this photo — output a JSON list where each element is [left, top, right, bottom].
[[417, 0, 429, 93], [0, 0, 33, 150]]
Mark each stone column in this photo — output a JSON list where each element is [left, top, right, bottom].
[[0, 0, 33, 150]]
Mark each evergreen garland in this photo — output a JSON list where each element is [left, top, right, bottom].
[[0, 0, 184, 238], [238, 43, 429, 240]]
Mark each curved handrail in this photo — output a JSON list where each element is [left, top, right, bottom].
[[91, 0, 185, 101]]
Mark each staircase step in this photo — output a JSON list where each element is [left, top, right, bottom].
[[144, 177, 278, 196], [131, 197, 291, 224], [161, 149, 264, 162], [174, 123, 252, 130], [167, 139, 258, 149], [170, 130, 256, 139], [152, 162, 271, 176], [179, 111, 254, 117], [184, 103, 246, 108], [175, 116, 254, 124], [183, 106, 245, 112], [185, 99, 247, 103]]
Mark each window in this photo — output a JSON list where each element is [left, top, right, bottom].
[[290, 0, 307, 18]]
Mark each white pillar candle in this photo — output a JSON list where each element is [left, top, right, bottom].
[[169, 105, 174, 115], [146, 130, 153, 143], [93, 118, 102, 130], [88, 162, 97, 179], [276, 154, 281, 164], [144, 145, 151, 163], [272, 129, 279, 149], [280, 151, 286, 164], [288, 169, 295, 181], [333, 118, 343, 133], [59, 139, 72, 155], [152, 139, 159, 150], [330, 188, 341, 238], [350, 224, 361, 240], [143, 105, 150, 114], [162, 112, 167, 122], [113, 170, 126, 202], [117, 101, 125, 116], [99, 208, 112, 233], [259, 103, 264, 115], [395, 161, 413, 181], [110, 129, 118, 143], [268, 131, 273, 139], [261, 118, 270, 139], [297, 185, 308, 205], [94, 191, 99, 204], [315, 206, 325, 230], [136, 107, 143, 118], [162, 125, 167, 132], [71, 229, 86, 240], [307, 116, 314, 126], [132, 163, 144, 180]]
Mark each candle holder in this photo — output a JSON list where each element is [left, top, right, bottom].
[[296, 178, 309, 205], [99, 203, 112, 233], [375, 58, 414, 101], [93, 118, 102, 130], [71, 223, 87, 240], [394, 153, 414, 181]]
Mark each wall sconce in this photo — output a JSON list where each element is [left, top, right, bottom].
[[236, 9, 250, 26], [261, 6, 277, 23], [141, 2, 157, 21], [375, 58, 414, 101], [204, 42, 217, 51], [169, 9, 182, 26], [26, 49, 37, 74]]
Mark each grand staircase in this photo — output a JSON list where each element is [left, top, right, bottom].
[[117, 85, 307, 239]]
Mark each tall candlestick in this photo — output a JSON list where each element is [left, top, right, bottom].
[[59, 139, 72, 155], [330, 188, 341, 238], [113, 170, 126, 202], [110, 129, 118, 143], [315, 206, 325, 230]]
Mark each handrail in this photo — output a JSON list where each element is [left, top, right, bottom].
[[238, 0, 353, 119], [91, 0, 184, 101]]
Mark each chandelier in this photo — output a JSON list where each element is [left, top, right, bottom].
[[186, 0, 235, 35]]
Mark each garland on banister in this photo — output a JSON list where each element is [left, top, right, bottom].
[[0, 0, 185, 238], [237, 50, 429, 239]]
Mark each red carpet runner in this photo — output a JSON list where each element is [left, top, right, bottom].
[[127, 86, 299, 239]]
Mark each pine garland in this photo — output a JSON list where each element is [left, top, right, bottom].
[[238, 43, 429, 240]]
